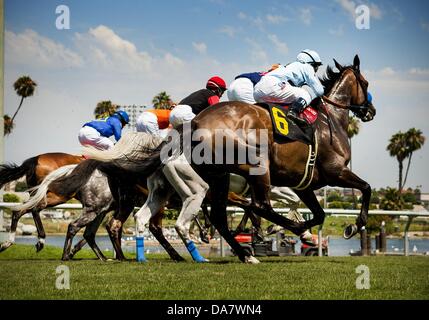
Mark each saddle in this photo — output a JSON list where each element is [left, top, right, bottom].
[[258, 102, 319, 145]]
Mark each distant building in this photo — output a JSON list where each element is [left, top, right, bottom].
[[418, 193, 429, 208], [118, 105, 151, 130]]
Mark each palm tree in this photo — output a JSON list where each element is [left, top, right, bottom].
[[402, 128, 425, 188], [347, 116, 360, 208], [152, 91, 171, 109], [94, 100, 117, 119], [387, 131, 408, 193], [11, 76, 37, 123], [3, 115, 14, 136]]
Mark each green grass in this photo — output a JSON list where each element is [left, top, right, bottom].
[[0, 245, 428, 300]]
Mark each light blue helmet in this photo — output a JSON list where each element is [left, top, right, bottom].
[[114, 110, 130, 124], [297, 49, 323, 67]]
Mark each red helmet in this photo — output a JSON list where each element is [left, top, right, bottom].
[[206, 76, 227, 92]]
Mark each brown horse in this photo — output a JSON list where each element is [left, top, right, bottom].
[[111, 55, 376, 263], [190, 55, 376, 262], [0, 153, 83, 252]]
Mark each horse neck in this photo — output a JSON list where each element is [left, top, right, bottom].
[[325, 72, 354, 130]]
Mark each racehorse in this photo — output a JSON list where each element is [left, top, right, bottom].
[[8, 133, 185, 262], [0, 153, 83, 252], [101, 55, 376, 263]]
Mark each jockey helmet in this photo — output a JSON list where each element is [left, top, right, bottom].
[[297, 49, 323, 68], [206, 76, 227, 94], [114, 110, 130, 124]]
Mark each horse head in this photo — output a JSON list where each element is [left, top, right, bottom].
[[333, 55, 376, 122]]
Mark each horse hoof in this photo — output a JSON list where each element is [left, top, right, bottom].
[[0, 241, 13, 252], [244, 256, 260, 264], [343, 224, 358, 239], [61, 256, 71, 261], [35, 242, 44, 253]]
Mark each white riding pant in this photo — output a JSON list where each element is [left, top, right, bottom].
[[136, 112, 159, 135], [254, 75, 312, 105], [78, 126, 114, 150], [227, 78, 256, 104], [169, 104, 195, 128]]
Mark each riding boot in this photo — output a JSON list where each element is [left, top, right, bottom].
[[287, 97, 308, 126]]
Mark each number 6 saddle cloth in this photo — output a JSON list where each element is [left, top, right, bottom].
[[266, 103, 318, 145]]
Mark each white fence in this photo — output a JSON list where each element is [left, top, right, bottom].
[[1, 202, 428, 257]]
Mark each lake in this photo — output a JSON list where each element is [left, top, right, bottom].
[[1, 232, 429, 257]]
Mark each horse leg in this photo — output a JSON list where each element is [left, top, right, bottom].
[[82, 213, 107, 261], [246, 173, 306, 236], [207, 173, 259, 264], [68, 239, 87, 259], [329, 167, 371, 238], [148, 208, 185, 262], [106, 211, 131, 261], [201, 203, 216, 239], [134, 173, 173, 261], [0, 210, 28, 252], [62, 211, 97, 261], [162, 156, 209, 262], [31, 209, 46, 252]]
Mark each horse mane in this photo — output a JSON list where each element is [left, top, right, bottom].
[[320, 64, 353, 94], [82, 131, 164, 162]]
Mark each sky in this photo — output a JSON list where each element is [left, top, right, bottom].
[[3, 0, 429, 191]]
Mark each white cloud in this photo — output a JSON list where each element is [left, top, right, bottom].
[[369, 3, 382, 19], [192, 42, 207, 54], [409, 68, 429, 76], [245, 38, 268, 64], [266, 14, 288, 24], [5, 29, 83, 68], [299, 8, 312, 26], [336, 0, 383, 20], [379, 67, 396, 76], [329, 25, 344, 36], [78, 25, 153, 72], [218, 25, 238, 37], [238, 12, 247, 20], [267, 34, 289, 55], [421, 21, 429, 32]]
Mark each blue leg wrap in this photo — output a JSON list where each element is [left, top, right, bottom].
[[186, 240, 208, 262], [136, 236, 146, 262]]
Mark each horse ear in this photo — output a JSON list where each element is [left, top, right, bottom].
[[353, 55, 360, 71], [333, 59, 343, 71]]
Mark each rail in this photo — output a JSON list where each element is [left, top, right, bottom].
[[1, 202, 428, 257]]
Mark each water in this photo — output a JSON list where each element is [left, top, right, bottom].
[[2, 232, 429, 256]]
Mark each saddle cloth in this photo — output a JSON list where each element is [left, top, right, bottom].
[[266, 103, 318, 145]]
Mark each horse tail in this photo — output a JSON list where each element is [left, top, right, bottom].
[[105, 124, 188, 177], [47, 159, 101, 196], [101, 141, 165, 177], [0, 156, 38, 188], [82, 131, 164, 162], [11, 164, 78, 212]]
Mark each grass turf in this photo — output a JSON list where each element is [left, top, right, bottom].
[[0, 245, 428, 300]]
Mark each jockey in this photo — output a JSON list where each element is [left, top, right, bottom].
[[169, 76, 227, 127], [78, 110, 129, 150], [228, 64, 280, 104], [254, 49, 324, 125], [136, 109, 172, 138]]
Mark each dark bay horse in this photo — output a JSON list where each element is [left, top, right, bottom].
[[106, 55, 376, 263], [0, 153, 83, 252], [189, 55, 376, 262]]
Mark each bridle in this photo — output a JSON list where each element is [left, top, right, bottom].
[[321, 68, 374, 121]]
